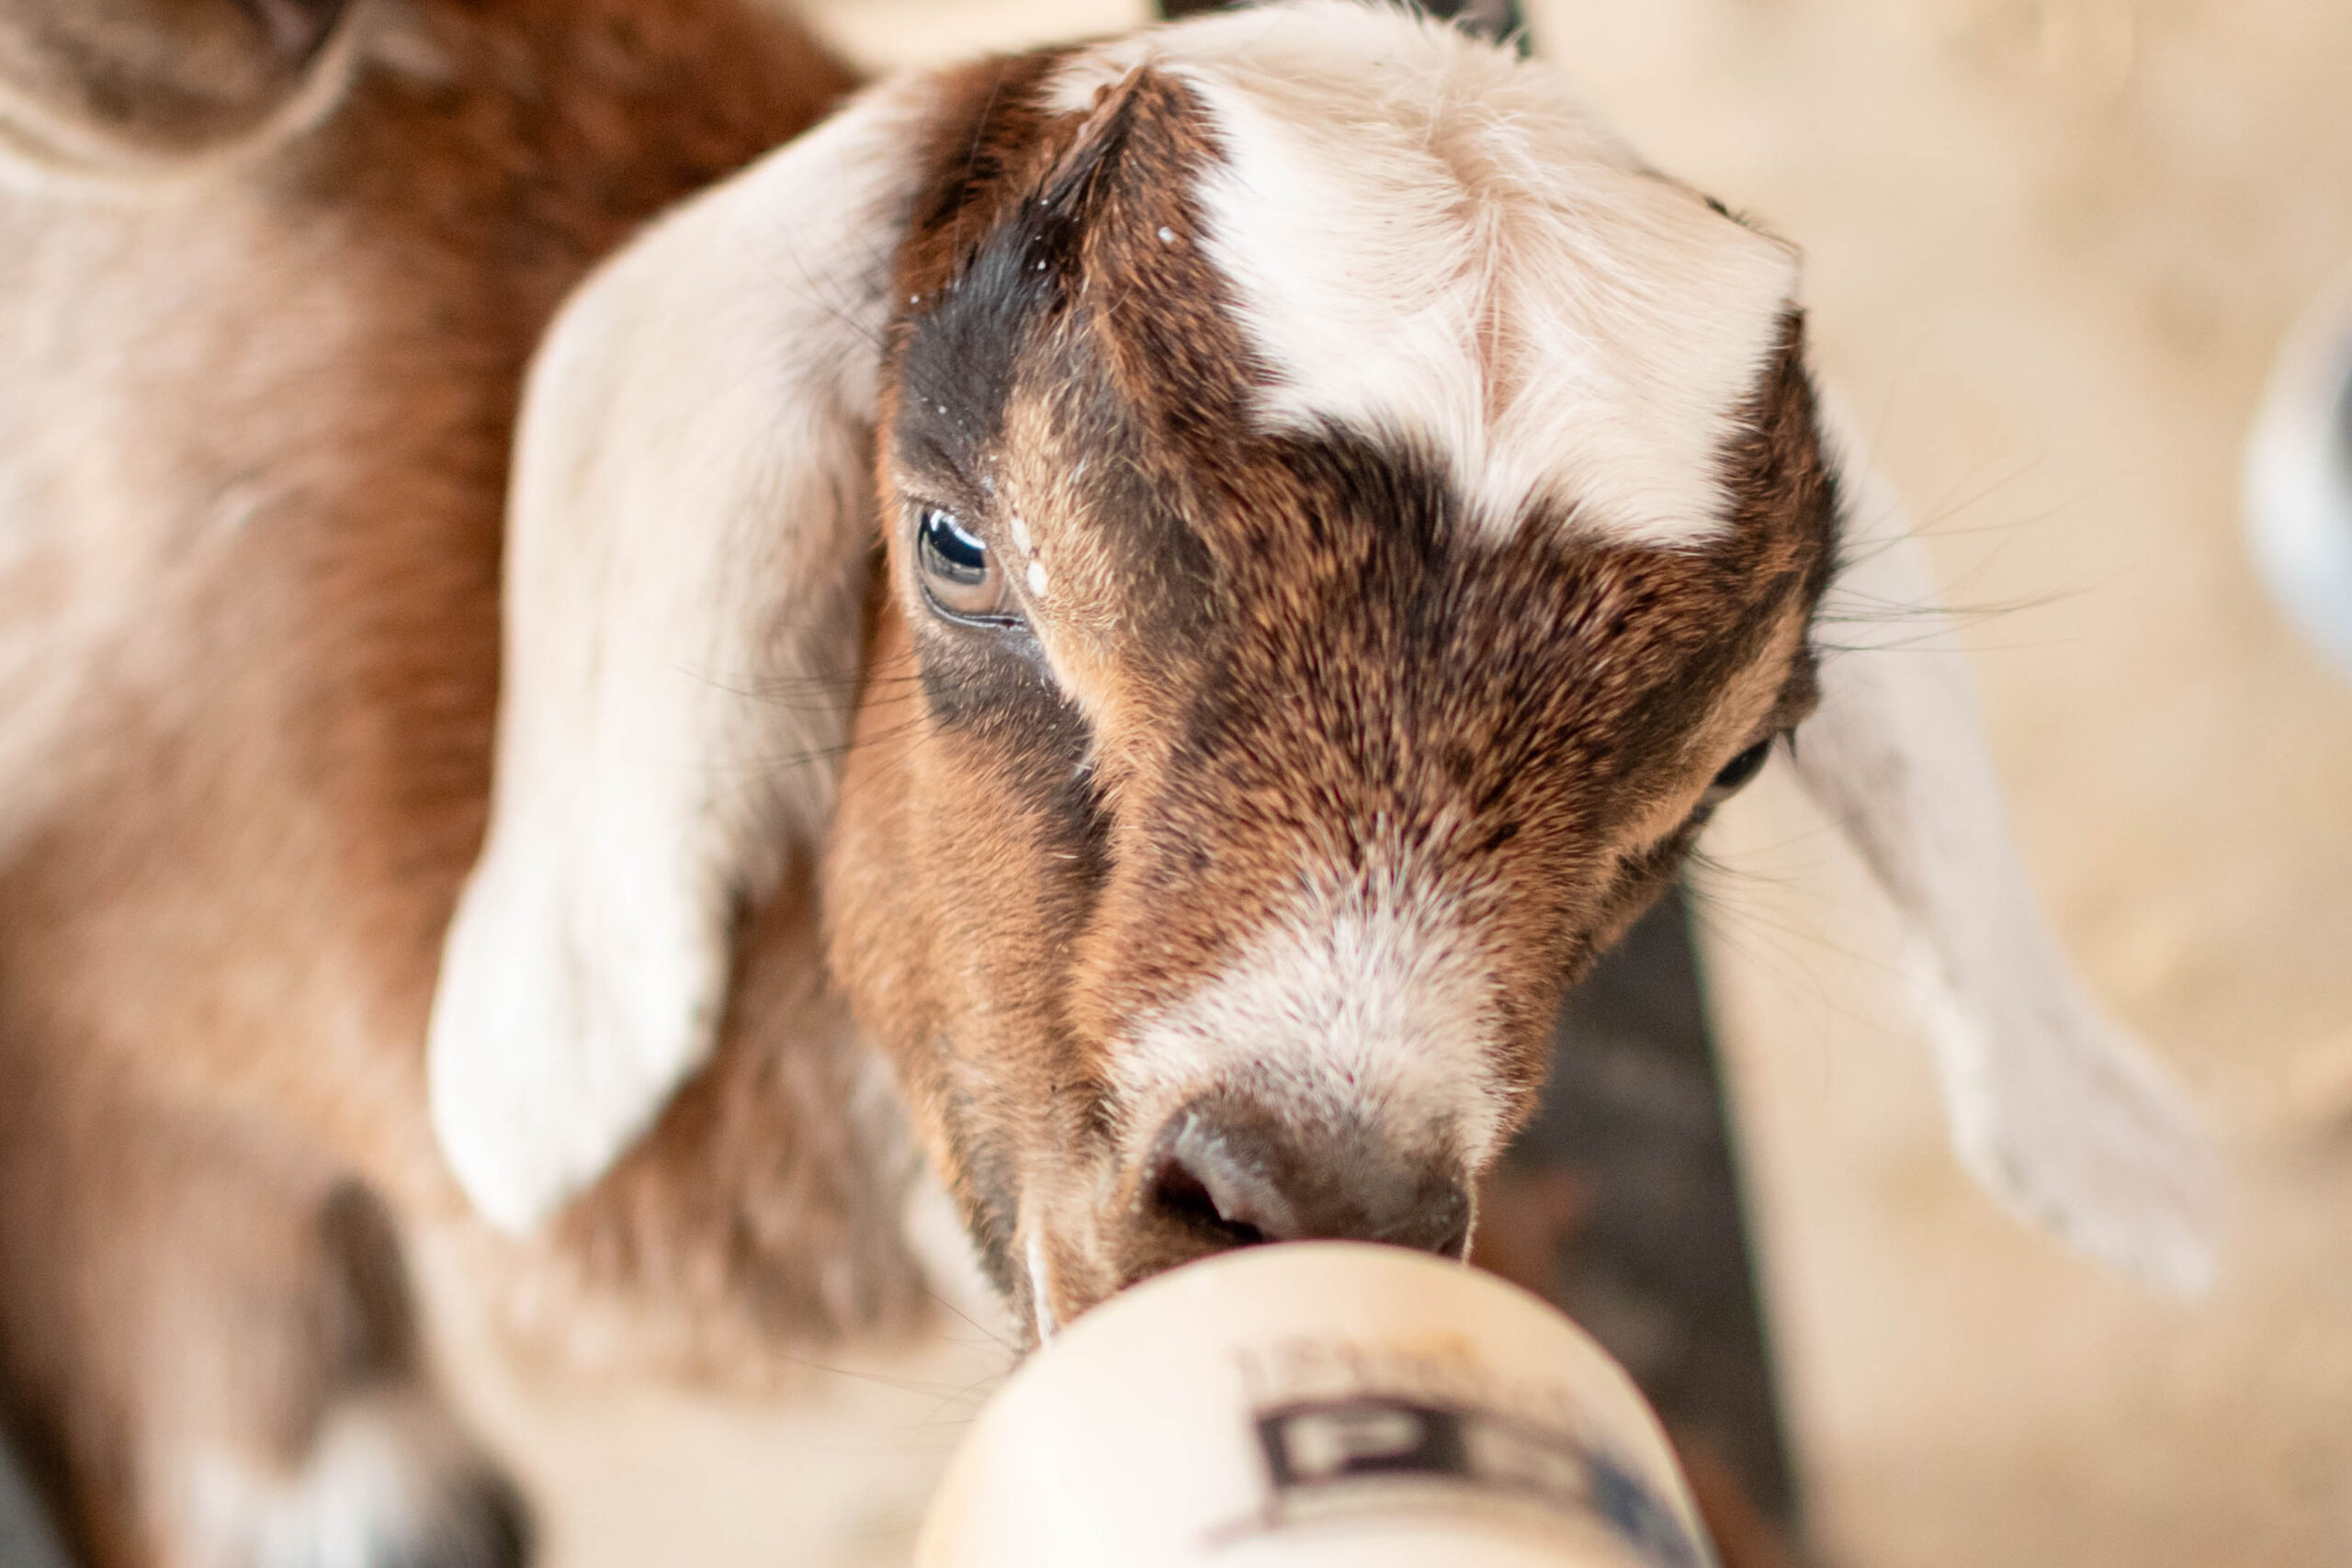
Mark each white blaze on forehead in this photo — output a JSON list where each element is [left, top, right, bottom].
[[1050, 2, 1799, 547], [1114, 877, 1514, 1166]]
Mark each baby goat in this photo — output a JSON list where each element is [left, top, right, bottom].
[[0, 1, 2216, 1563]]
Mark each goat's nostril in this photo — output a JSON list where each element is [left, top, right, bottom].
[[1142, 1122, 1275, 1247], [1137, 1100, 1469, 1259]]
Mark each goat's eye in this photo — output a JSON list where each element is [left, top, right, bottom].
[[915, 506, 1013, 623], [1701, 738, 1773, 808]]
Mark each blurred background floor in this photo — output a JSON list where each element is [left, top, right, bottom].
[[421, 2, 2352, 1565], [1564, 3, 2352, 1566]]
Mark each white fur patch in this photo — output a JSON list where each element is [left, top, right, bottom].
[[1052, 2, 1798, 547], [1114, 874, 1512, 1168]]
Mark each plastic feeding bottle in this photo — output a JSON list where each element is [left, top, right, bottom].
[[916, 1242, 1717, 1568]]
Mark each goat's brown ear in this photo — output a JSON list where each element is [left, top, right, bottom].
[[0, 0, 357, 179], [428, 79, 937, 1234], [1789, 401, 2223, 1292]]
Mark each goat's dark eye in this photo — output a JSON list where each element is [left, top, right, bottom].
[[1702, 738, 1773, 808], [915, 505, 1013, 623]]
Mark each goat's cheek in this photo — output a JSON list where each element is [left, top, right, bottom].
[[888, 726, 1080, 1088], [915, 739, 1135, 1315], [818, 619, 1012, 1137], [828, 632, 1136, 1313], [910, 739, 1047, 985], [821, 660, 936, 1072]]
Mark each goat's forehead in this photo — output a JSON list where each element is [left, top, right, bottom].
[[1038, 5, 1801, 549]]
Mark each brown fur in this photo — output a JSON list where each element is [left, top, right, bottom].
[[0, 0, 865, 1560]]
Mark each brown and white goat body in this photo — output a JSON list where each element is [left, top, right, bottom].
[[0, 1, 2216, 1562]]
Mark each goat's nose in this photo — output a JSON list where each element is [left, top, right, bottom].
[[1138, 1099, 1472, 1258]]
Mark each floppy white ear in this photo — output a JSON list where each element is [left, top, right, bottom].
[[1787, 413, 2229, 1288], [427, 80, 935, 1235], [1792, 412, 2224, 1292]]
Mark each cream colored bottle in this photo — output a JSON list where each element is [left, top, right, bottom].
[[919, 1242, 1717, 1568]]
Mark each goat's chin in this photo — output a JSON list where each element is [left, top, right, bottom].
[[996, 1191, 1131, 1348]]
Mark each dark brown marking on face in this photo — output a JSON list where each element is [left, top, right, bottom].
[[888, 66, 1235, 649], [829, 55, 1838, 1333]]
